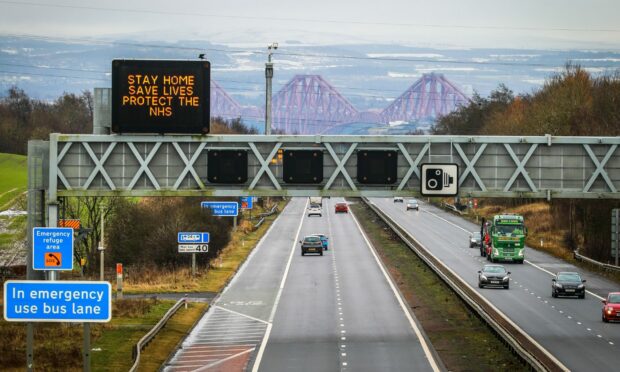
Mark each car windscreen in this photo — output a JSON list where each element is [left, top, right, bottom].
[[483, 266, 506, 274], [557, 273, 581, 282], [304, 237, 321, 243], [609, 294, 620, 303], [473, 232, 481, 238], [608, 294, 620, 303], [407, 200, 417, 203]]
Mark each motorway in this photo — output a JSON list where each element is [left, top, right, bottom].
[[370, 197, 620, 371], [165, 198, 441, 372]]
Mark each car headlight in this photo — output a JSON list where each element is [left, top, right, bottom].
[[480, 275, 487, 281], [577, 284, 584, 289], [493, 249, 499, 255], [554, 283, 563, 288], [607, 307, 614, 314], [518, 250, 523, 256], [503, 276, 509, 281]]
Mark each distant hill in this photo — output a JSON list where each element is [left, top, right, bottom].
[[2, 35, 620, 110], [0, 153, 27, 209]]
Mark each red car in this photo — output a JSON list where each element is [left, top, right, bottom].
[[334, 202, 348, 213], [602, 292, 620, 322]]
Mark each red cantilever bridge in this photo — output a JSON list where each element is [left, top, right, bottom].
[[211, 73, 470, 134]]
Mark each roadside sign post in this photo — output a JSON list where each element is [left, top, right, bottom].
[[201, 202, 239, 216], [4, 281, 112, 322], [83, 323, 91, 372], [613, 209, 619, 266], [99, 205, 105, 281], [32, 227, 74, 271], [192, 254, 196, 276], [178, 233, 210, 276], [116, 263, 123, 299], [202, 201, 238, 231]]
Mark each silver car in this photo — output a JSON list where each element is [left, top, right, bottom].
[[469, 232, 482, 248], [406, 199, 419, 211], [307, 206, 322, 217]]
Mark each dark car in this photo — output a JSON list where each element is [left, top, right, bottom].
[[300, 235, 324, 256], [469, 232, 482, 248], [335, 202, 348, 213], [478, 264, 510, 289], [552, 272, 586, 299], [602, 292, 620, 322]]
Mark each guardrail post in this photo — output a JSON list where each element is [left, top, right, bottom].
[[83, 323, 91, 372]]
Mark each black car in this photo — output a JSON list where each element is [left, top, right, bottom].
[[552, 272, 586, 299], [300, 235, 324, 256], [478, 264, 510, 289]]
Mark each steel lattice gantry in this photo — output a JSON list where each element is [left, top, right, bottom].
[[49, 133, 620, 199]]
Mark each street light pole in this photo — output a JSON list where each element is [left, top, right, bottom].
[[265, 42, 277, 135], [99, 204, 105, 281]]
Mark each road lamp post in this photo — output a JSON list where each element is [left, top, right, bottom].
[[265, 42, 277, 135]]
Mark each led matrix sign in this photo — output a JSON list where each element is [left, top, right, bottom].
[[112, 60, 210, 134]]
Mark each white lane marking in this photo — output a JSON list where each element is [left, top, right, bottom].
[[194, 347, 256, 372], [525, 260, 604, 300], [213, 305, 269, 325], [407, 199, 605, 301], [251, 199, 307, 372], [370, 198, 569, 371], [350, 208, 441, 372]]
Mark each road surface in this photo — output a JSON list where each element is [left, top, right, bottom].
[[165, 198, 441, 371], [371, 197, 619, 371]]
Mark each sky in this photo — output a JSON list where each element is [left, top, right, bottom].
[[1, 0, 620, 50]]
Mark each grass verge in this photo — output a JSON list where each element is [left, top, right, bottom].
[[136, 302, 208, 372], [0, 199, 287, 370], [350, 200, 527, 372], [0, 298, 183, 371], [0, 153, 27, 210], [122, 199, 288, 294]]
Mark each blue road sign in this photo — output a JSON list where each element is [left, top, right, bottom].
[[201, 201, 239, 216], [240, 196, 253, 210], [33, 227, 74, 271], [178, 232, 210, 244], [3, 280, 112, 322]]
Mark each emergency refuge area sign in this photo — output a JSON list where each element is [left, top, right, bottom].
[[32, 227, 74, 271], [111, 59, 211, 134], [3, 281, 111, 322], [240, 196, 253, 209]]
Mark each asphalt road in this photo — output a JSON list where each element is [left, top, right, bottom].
[[165, 198, 441, 371], [370, 197, 620, 371], [258, 197, 440, 372]]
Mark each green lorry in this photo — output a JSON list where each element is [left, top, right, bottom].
[[483, 214, 526, 264]]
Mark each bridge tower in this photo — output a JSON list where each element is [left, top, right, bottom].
[[380, 73, 469, 123], [210, 80, 243, 119], [272, 75, 359, 134]]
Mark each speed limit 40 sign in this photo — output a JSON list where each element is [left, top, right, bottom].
[[178, 244, 209, 253]]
